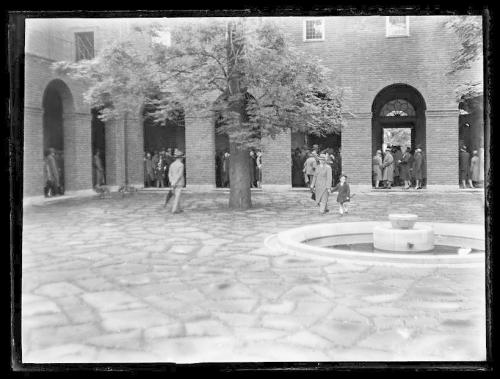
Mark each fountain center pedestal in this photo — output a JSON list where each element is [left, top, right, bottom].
[[373, 214, 434, 252]]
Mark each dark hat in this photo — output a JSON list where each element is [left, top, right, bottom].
[[173, 148, 184, 158]]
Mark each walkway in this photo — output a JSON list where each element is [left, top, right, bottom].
[[21, 191, 486, 362]]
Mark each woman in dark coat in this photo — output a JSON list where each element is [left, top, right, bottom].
[[399, 147, 412, 189], [331, 174, 351, 215]]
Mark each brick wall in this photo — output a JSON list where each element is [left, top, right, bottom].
[[341, 116, 372, 185], [426, 110, 459, 185], [185, 111, 215, 188], [261, 130, 292, 187]]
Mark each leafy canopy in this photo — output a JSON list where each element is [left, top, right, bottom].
[[53, 18, 346, 147]]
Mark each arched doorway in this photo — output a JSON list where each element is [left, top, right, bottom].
[[372, 84, 427, 188], [42, 79, 75, 196], [143, 104, 185, 188], [91, 108, 106, 187], [291, 131, 341, 187], [459, 95, 484, 187]]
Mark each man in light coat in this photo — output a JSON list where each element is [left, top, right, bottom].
[[311, 154, 332, 214], [382, 149, 394, 189], [168, 149, 185, 214]]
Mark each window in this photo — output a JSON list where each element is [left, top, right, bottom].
[[303, 19, 325, 41], [75, 32, 94, 61], [386, 16, 410, 37], [152, 30, 171, 47], [380, 99, 416, 117]]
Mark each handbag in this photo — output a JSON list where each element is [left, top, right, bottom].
[[311, 191, 316, 201]]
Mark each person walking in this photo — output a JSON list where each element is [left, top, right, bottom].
[[459, 145, 473, 188], [372, 150, 383, 188], [331, 174, 351, 215], [399, 147, 412, 189], [303, 152, 317, 188], [382, 148, 394, 189], [413, 148, 424, 189], [470, 150, 480, 187], [311, 154, 332, 214], [93, 149, 105, 187], [168, 149, 185, 214]]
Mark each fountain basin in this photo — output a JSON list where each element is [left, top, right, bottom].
[[266, 222, 484, 267], [388, 214, 419, 229], [373, 224, 434, 252]]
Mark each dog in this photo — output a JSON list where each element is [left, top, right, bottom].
[[118, 185, 138, 198], [94, 185, 111, 199]]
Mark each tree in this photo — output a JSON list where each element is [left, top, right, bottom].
[[445, 16, 483, 102], [53, 18, 346, 209]]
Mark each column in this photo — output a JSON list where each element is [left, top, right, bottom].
[[341, 114, 372, 189], [63, 112, 92, 192], [184, 109, 215, 190], [125, 113, 144, 187], [425, 109, 459, 187], [23, 107, 44, 197], [261, 130, 291, 191], [104, 117, 126, 187]]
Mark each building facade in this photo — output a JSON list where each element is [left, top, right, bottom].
[[23, 16, 484, 198]]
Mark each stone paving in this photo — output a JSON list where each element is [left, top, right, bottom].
[[21, 190, 486, 363]]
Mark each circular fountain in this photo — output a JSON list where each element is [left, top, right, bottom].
[[265, 215, 484, 267], [373, 214, 434, 252]]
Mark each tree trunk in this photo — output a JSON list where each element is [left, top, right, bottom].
[[228, 141, 252, 209]]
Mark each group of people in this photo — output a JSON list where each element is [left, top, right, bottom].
[[43, 147, 64, 197], [215, 149, 263, 188], [459, 145, 482, 188], [372, 145, 426, 189], [144, 148, 186, 188], [292, 144, 342, 188]]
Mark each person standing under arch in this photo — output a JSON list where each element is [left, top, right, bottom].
[[470, 150, 480, 188], [382, 148, 394, 189], [93, 149, 105, 187], [43, 148, 60, 197], [399, 147, 412, 189], [372, 150, 383, 188], [413, 148, 424, 189]]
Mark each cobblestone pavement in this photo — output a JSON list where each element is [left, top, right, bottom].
[[21, 190, 486, 363]]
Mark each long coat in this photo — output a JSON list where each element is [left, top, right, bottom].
[[43, 154, 60, 186], [459, 150, 470, 181], [399, 151, 412, 181], [413, 151, 424, 180], [393, 149, 403, 177], [312, 163, 332, 205], [382, 152, 394, 181], [372, 155, 382, 181], [331, 182, 350, 204], [470, 155, 480, 182]]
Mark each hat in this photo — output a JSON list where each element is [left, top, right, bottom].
[[173, 148, 184, 158], [376, 150, 382, 154]]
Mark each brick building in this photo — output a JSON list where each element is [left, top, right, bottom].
[[23, 16, 484, 198]]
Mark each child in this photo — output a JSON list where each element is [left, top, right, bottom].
[[330, 174, 351, 215]]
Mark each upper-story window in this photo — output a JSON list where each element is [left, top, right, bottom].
[[386, 16, 410, 37], [303, 19, 325, 41], [75, 32, 94, 61]]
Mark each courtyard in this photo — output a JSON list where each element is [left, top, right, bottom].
[[21, 190, 486, 363]]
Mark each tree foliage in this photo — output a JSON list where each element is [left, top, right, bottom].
[[52, 18, 346, 148]]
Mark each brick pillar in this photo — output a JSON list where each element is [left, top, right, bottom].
[[63, 112, 92, 191], [184, 109, 215, 190], [261, 130, 291, 191], [125, 113, 144, 187], [23, 107, 44, 197], [342, 114, 372, 188], [425, 109, 459, 187], [104, 118, 126, 187]]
